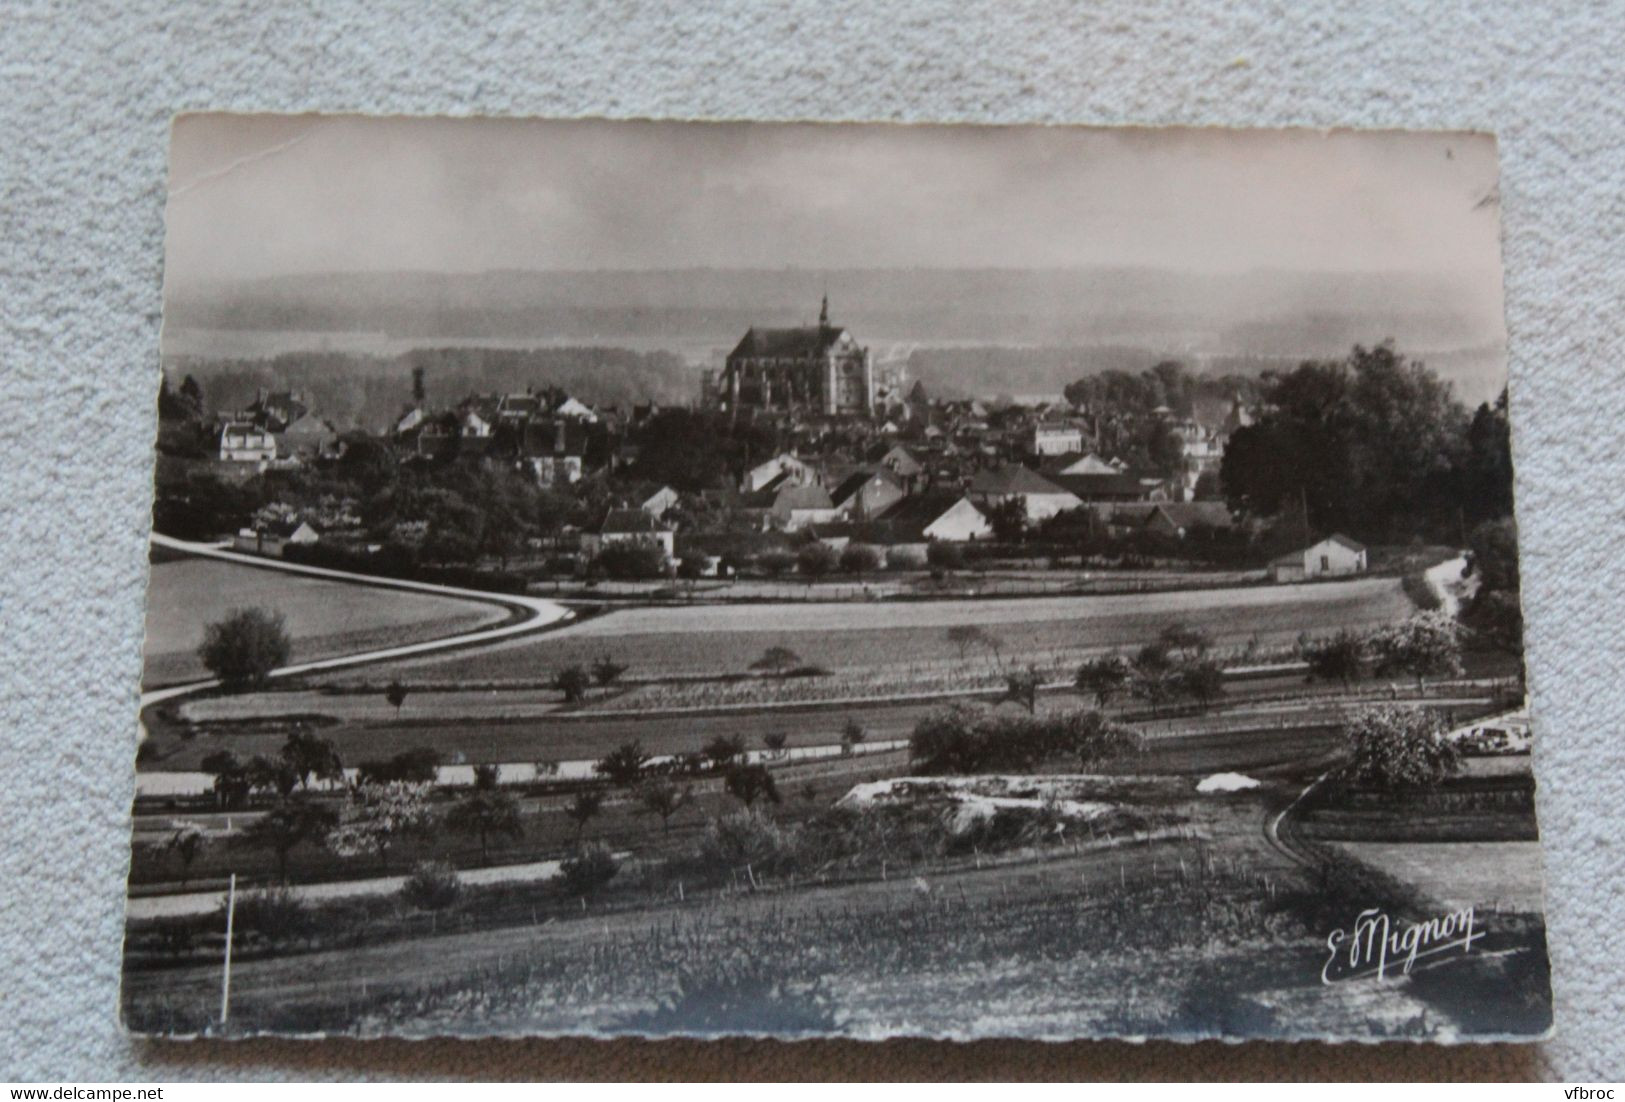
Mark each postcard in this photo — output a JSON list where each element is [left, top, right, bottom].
[[125, 115, 1547, 1041]]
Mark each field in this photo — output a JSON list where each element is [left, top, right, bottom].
[[337, 576, 1415, 684], [142, 559, 507, 686]]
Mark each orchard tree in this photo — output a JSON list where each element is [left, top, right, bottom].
[[385, 679, 409, 715], [637, 779, 692, 833], [240, 799, 338, 883], [564, 789, 604, 841], [591, 655, 629, 690], [198, 607, 291, 690], [724, 763, 781, 808], [281, 729, 344, 790], [750, 645, 802, 678], [1340, 704, 1461, 790], [446, 771, 523, 862], [702, 734, 747, 770], [840, 717, 867, 754], [1180, 658, 1226, 711], [1076, 653, 1130, 708], [1371, 612, 1463, 691], [595, 740, 652, 786], [326, 781, 435, 873], [165, 823, 208, 888], [1000, 666, 1043, 714], [1301, 629, 1367, 689], [554, 664, 591, 703]]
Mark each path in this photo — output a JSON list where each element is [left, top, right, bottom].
[[140, 534, 574, 709]]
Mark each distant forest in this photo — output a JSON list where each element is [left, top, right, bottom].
[[164, 347, 700, 430]]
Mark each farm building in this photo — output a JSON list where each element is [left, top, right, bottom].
[[232, 520, 320, 557], [878, 491, 992, 545], [830, 468, 906, 520], [967, 465, 1083, 522], [582, 509, 675, 559], [1142, 502, 1235, 540], [1270, 533, 1368, 582]]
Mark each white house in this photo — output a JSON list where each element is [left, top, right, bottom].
[[640, 485, 681, 518], [232, 520, 320, 557], [923, 497, 993, 542], [1270, 534, 1368, 582], [217, 421, 277, 464], [581, 509, 675, 560], [1027, 422, 1084, 457], [742, 452, 816, 493]]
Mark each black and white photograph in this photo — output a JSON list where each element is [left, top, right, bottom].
[[123, 115, 1548, 1042]]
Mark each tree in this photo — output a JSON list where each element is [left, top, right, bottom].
[[1076, 653, 1130, 708], [637, 779, 692, 832], [592, 655, 629, 689], [702, 734, 747, 770], [840, 718, 867, 755], [554, 664, 591, 703], [758, 550, 796, 577], [947, 624, 994, 663], [357, 746, 442, 786], [1468, 515, 1520, 593], [1371, 612, 1463, 691], [761, 731, 788, 759], [326, 782, 434, 873], [595, 740, 652, 786], [559, 841, 619, 897], [200, 751, 251, 810], [750, 645, 802, 677], [178, 374, 205, 417], [596, 539, 668, 580], [985, 498, 1028, 543], [1129, 643, 1182, 716], [198, 607, 291, 690], [245, 754, 300, 800], [385, 679, 409, 716], [1158, 623, 1211, 661], [1339, 704, 1461, 790], [1180, 658, 1226, 711], [839, 543, 883, 575], [927, 541, 965, 570], [400, 860, 462, 911], [797, 542, 840, 578], [724, 763, 781, 807], [281, 729, 344, 790], [1301, 629, 1367, 689], [446, 783, 523, 863], [1000, 666, 1043, 713], [564, 789, 604, 841], [239, 799, 338, 882], [164, 823, 207, 888]]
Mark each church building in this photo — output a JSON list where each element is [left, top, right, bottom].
[[721, 297, 874, 418]]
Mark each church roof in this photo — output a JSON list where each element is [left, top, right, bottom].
[[729, 326, 845, 360]]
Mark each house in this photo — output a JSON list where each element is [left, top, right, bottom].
[[280, 412, 339, 459], [878, 444, 927, 482], [1027, 421, 1084, 457], [742, 452, 816, 493], [829, 468, 906, 520], [1046, 452, 1119, 476], [1141, 502, 1235, 540], [769, 483, 840, 532], [245, 389, 309, 432], [876, 491, 992, 546], [1270, 534, 1368, 582], [966, 465, 1083, 522], [1049, 471, 1164, 504], [217, 421, 277, 464], [582, 509, 675, 560], [640, 485, 681, 518], [519, 419, 589, 485], [232, 519, 320, 557]]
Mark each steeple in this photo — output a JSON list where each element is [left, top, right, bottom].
[[818, 293, 829, 328]]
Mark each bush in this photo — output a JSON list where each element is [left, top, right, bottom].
[[839, 543, 883, 574], [758, 550, 796, 577], [910, 703, 1139, 774], [356, 746, 442, 786], [885, 545, 926, 571], [926, 542, 965, 570], [797, 542, 840, 578], [229, 886, 315, 947], [198, 607, 291, 689], [400, 860, 462, 911], [595, 538, 669, 580], [696, 809, 804, 876], [558, 842, 619, 896]]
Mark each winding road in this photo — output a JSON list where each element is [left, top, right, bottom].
[[140, 534, 574, 709]]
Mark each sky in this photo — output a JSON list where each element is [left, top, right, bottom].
[[165, 114, 1504, 290]]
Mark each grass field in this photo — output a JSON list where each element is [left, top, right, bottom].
[[142, 559, 507, 686], [335, 576, 1415, 685]]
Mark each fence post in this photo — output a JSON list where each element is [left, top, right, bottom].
[[219, 873, 236, 1028]]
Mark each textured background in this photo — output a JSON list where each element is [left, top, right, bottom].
[[3, 0, 1622, 1082]]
